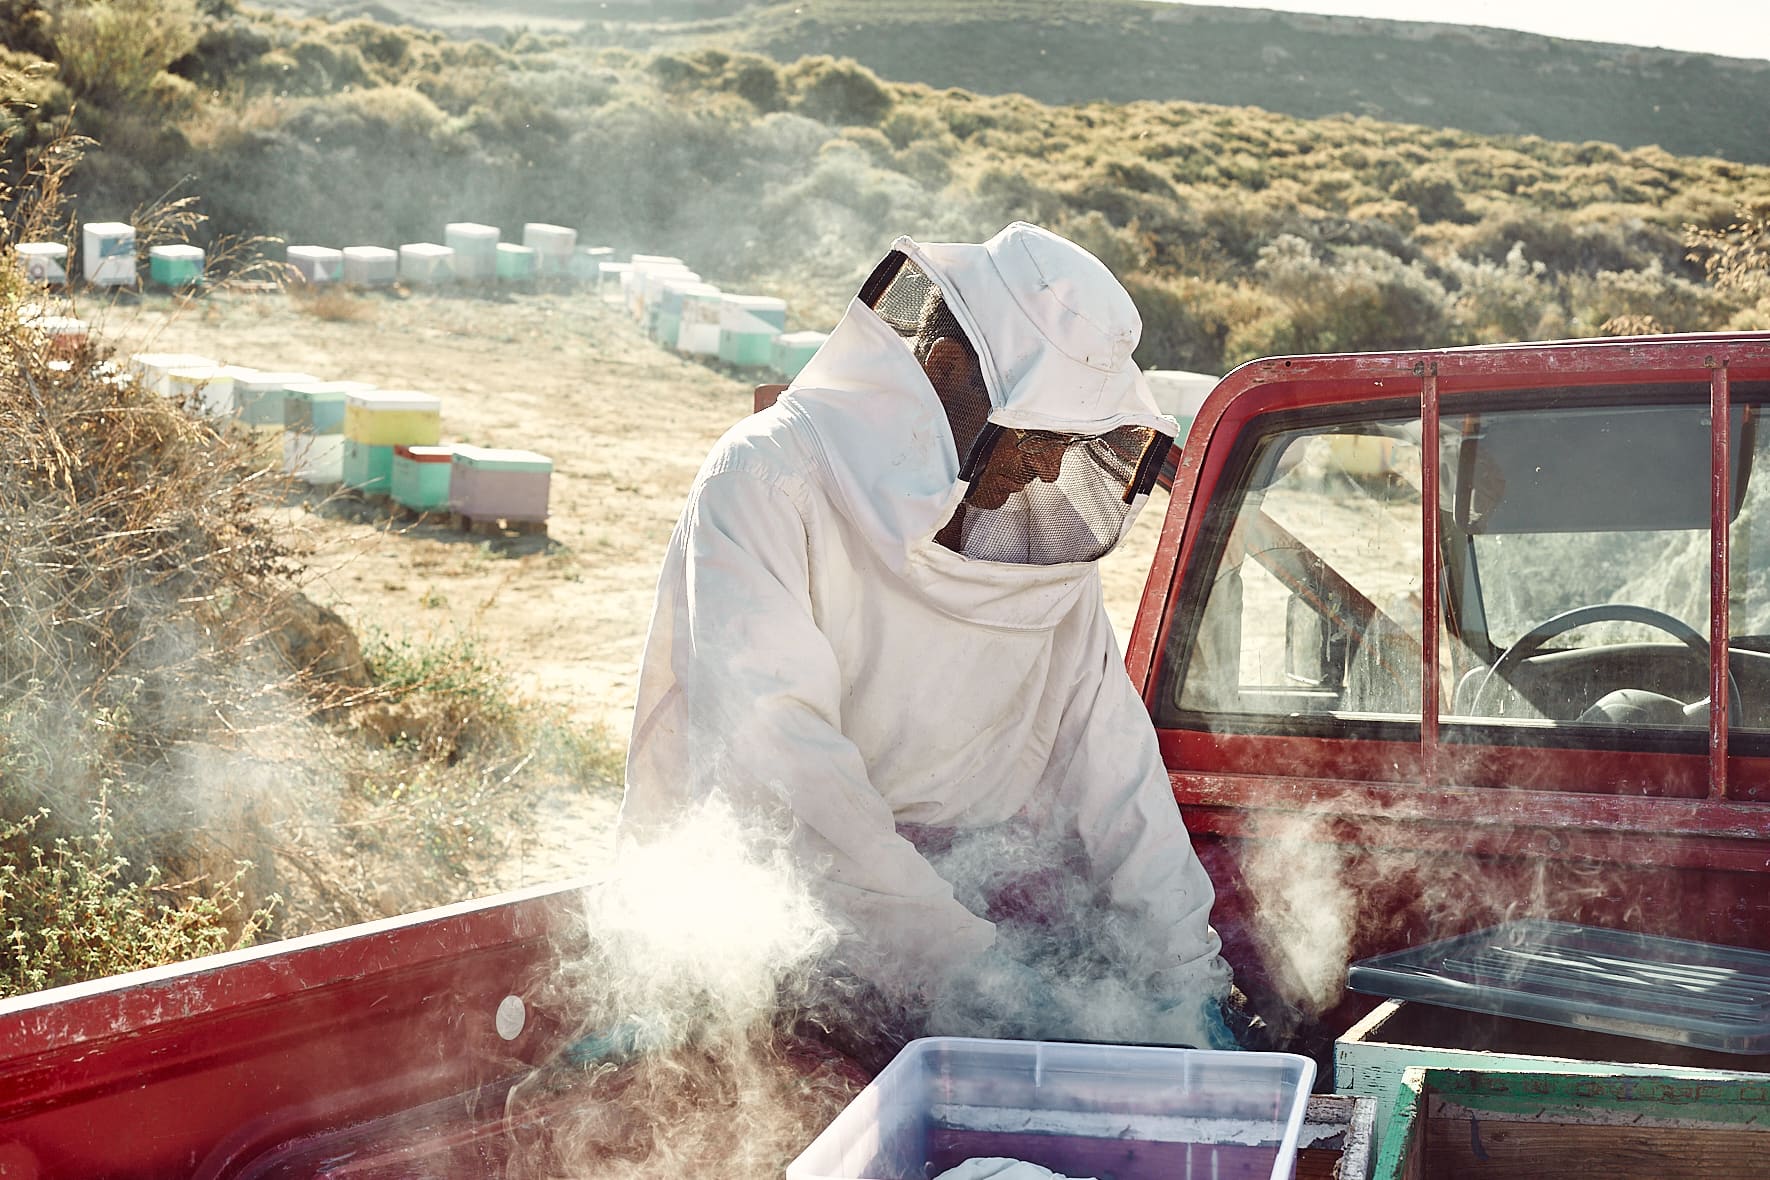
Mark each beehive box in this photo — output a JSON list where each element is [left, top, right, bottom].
[[233, 371, 322, 428], [286, 245, 343, 284], [718, 310, 781, 368], [82, 221, 135, 286], [283, 432, 345, 484], [344, 390, 442, 447], [342, 246, 398, 286], [164, 365, 238, 418], [1337, 1000, 1770, 1154], [722, 294, 788, 332], [657, 278, 718, 349], [631, 264, 697, 323], [30, 315, 87, 356], [1373, 1066, 1770, 1180], [495, 242, 537, 282], [448, 445, 551, 524], [149, 244, 204, 287], [771, 330, 829, 379], [17, 242, 68, 285], [285, 381, 375, 436], [391, 445, 455, 511], [444, 222, 499, 280], [342, 439, 395, 494], [399, 243, 455, 285], [574, 246, 614, 285], [521, 223, 576, 276], [130, 352, 219, 395], [676, 286, 727, 355]]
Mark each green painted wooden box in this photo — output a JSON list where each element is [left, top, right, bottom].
[[342, 439, 395, 494], [391, 445, 455, 511], [1337, 1000, 1770, 1156], [1374, 1065, 1770, 1179]]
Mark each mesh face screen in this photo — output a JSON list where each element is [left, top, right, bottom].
[[936, 426, 1162, 565], [861, 253, 994, 466]]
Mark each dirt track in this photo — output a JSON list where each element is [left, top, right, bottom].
[[98, 283, 1169, 884]]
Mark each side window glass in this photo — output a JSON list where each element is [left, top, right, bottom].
[[1175, 417, 1425, 722], [1729, 399, 1769, 735], [1440, 400, 1719, 732]]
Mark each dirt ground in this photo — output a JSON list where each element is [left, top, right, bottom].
[[99, 283, 1170, 887]]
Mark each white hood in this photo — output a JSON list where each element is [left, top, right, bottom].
[[782, 222, 1177, 625]]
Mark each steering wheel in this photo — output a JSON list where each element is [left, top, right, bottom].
[[1469, 603, 1741, 726]]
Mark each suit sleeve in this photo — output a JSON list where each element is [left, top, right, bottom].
[[624, 466, 996, 992], [1046, 602, 1232, 1000]]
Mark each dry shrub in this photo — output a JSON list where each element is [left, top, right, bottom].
[[290, 282, 376, 323]]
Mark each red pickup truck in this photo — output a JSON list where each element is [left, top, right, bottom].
[[4, 332, 1768, 1175]]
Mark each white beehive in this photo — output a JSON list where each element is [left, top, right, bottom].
[[573, 246, 614, 285], [628, 253, 684, 267], [721, 294, 789, 332], [82, 221, 136, 286], [675, 284, 728, 355], [342, 246, 398, 286], [521, 223, 576, 276], [399, 243, 455, 285], [634, 264, 698, 322], [17, 242, 68, 285], [596, 260, 631, 300], [444, 222, 500, 279], [130, 352, 220, 396], [286, 245, 343, 284], [165, 364, 239, 418]]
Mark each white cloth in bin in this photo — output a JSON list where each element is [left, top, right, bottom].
[[619, 222, 1230, 1005], [934, 1159, 1096, 1180]]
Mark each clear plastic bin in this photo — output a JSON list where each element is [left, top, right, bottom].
[[787, 1037, 1315, 1180]]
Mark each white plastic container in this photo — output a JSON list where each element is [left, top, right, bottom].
[[788, 1038, 1316, 1180], [444, 222, 500, 279], [399, 243, 455, 285], [286, 245, 343, 284], [17, 242, 68, 285], [521, 223, 576, 276], [342, 246, 398, 286], [82, 221, 136, 286]]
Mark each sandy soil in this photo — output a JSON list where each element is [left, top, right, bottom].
[[100, 283, 1170, 885]]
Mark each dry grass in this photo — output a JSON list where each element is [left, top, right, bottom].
[[290, 282, 378, 323]]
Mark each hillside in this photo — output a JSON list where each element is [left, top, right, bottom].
[[268, 0, 1770, 164]]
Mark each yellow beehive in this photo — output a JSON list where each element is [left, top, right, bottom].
[[343, 390, 442, 446]]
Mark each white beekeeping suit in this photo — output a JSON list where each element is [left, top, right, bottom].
[[620, 222, 1231, 1033]]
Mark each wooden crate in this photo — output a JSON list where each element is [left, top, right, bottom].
[[1296, 1094, 1377, 1180], [1337, 1000, 1770, 1154], [1374, 1066, 1770, 1180]]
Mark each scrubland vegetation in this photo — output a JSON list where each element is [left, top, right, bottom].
[[1, 0, 1768, 994]]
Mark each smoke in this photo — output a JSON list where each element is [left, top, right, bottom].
[[916, 822, 1227, 1051], [506, 796, 865, 1179], [1235, 815, 1353, 1018]]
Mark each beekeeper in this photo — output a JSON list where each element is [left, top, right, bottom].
[[619, 222, 1235, 1045]]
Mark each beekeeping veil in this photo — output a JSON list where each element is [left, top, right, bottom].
[[852, 222, 1174, 566]]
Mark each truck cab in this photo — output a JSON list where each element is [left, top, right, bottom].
[[1127, 333, 1770, 1032]]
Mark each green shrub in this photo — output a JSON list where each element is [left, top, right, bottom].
[[45, 0, 200, 108], [790, 56, 893, 126], [0, 802, 276, 998]]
